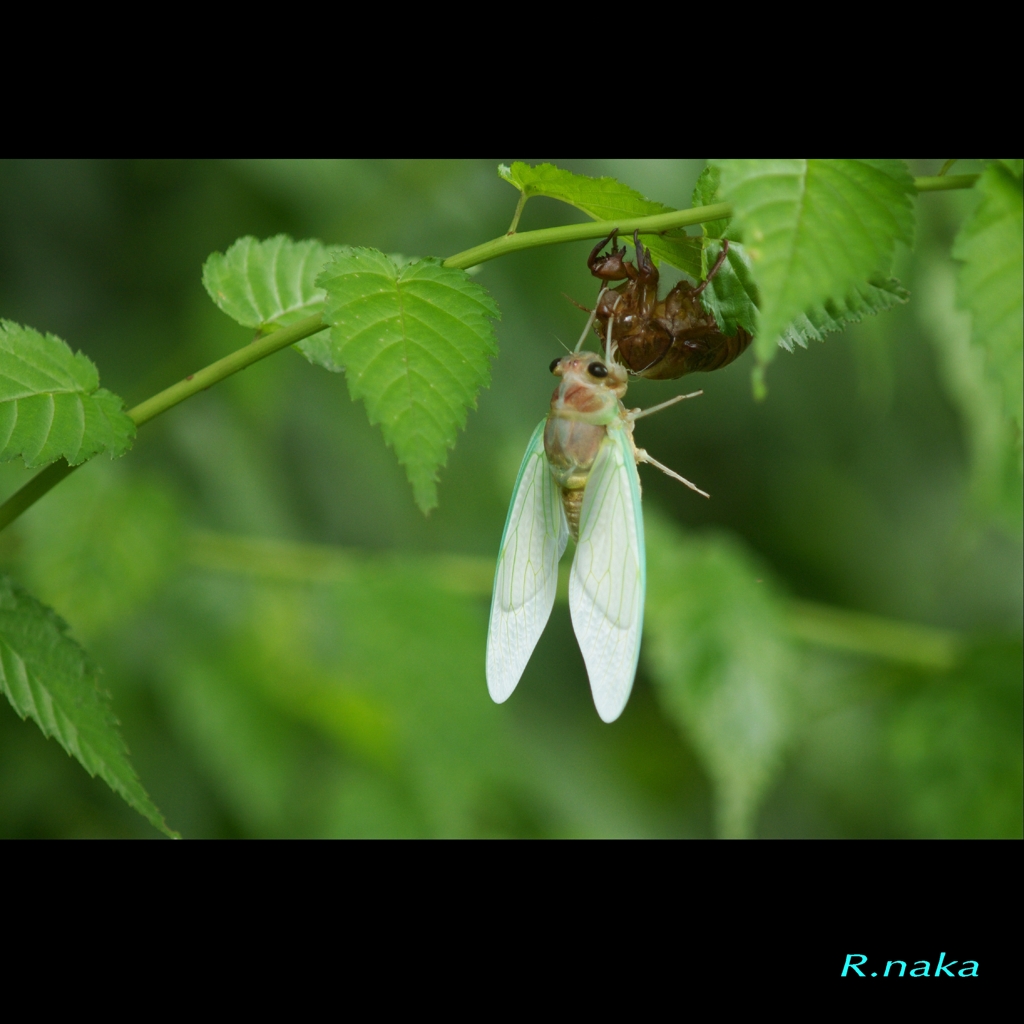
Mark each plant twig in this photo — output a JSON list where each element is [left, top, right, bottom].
[[506, 192, 528, 235], [0, 173, 981, 532], [186, 531, 965, 671], [914, 174, 979, 192], [0, 314, 327, 531], [444, 205, 733, 270]]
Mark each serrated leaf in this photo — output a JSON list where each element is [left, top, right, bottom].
[[316, 248, 500, 513], [777, 277, 910, 352], [0, 321, 135, 467], [690, 211, 908, 353], [202, 235, 335, 330], [711, 159, 916, 363], [499, 161, 702, 279], [0, 574, 177, 837], [953, 161, 1023, 456], [643, 512, 796, 838]]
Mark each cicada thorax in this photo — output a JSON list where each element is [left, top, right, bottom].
[[545, 351, 628, 541], [589, 231, 753, 380]]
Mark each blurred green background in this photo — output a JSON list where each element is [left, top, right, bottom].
[[0, 159, 1019, 838]]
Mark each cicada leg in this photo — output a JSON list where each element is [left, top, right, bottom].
[[573, 287, 607, 352], [627, 391, 703, 422], [635, 448, 710, 499], [692, 238, 730, 297]]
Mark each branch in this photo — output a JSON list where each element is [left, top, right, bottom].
[[444, 204, 733, 270], [0, 173, 979, 532], [914, 174, 980, 192], [186, 531, 964, 671], [0, 313, 327, 532]]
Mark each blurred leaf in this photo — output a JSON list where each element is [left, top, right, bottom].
[[642, 513, 797, 838], [202, 234, 333, 330], [176, 553, 546, 836], [246, 567, 519, 835], [17, 461, 183, 639], [499, 161, 702, 279], [0, 574, 175, 836], [316, 248, 500, 513], [150, 573, 424, 838], [952, 161, 1023, 458], [919, 260, 1022, 531], [886, 641, 1022, 838], [157, 650, 302, 835], [711, 159, 916, 363], [0, 320, 135, 467]]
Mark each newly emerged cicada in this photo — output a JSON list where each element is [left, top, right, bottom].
[[589, 230, 752, 379], [486, 300, 707, 722]]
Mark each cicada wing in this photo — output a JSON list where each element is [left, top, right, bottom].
[[569, 426, 645, 723], [486, 419, 568, 704]]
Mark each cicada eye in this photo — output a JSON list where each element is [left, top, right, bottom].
[[588, 362, 609, 379], [549, 357, 562, 374]]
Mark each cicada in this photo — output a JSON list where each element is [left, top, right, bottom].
[[486, 301, 707, 722], [589, 230, 752, 379]]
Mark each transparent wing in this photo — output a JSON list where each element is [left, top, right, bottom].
[[569, 426, 645, 723], [486, 419, 568, 703]]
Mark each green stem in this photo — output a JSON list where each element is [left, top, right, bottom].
[[448, 174, 977, 269], [128, 313, 326, 427], [0, 172, 981, 532], [186, 531, 964, 670], [914, 174, 979, 192], [787, 600, 960, 670], [0, 314, 328, 532], [506, 192, 528, 235], [444, 204, 733, 270], [0, 461, 77, 533]]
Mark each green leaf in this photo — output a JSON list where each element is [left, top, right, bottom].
[[499, 161, 703, 279], [202, 234, 345, 371], [952, 161, 1023, 457], [0, 321, 136, 468], [690, 167, 759, 337], [697, 238, 760, 337], [711, 160, 916, 363], [642, 512, 797, 838], [778, 277, 910, 352], [202, 235, 334, 330], [0, 574, 177, 837], [316, 248, 500, 513]]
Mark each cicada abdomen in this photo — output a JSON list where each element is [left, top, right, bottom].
[[589, 231, 752, 380]]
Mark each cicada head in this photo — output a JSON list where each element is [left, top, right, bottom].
[[549, 350, 628, 417]]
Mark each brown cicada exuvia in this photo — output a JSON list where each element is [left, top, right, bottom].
[[587, 230, 752, 380]]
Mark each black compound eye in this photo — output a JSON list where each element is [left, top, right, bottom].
[[549, 357, 562, 374], [588, 362, 609, 378]]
